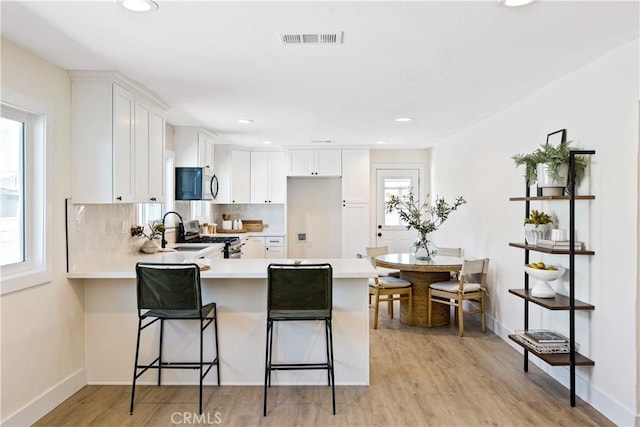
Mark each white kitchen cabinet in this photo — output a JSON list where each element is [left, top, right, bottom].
[[251, 151, 286, 203], [70, 72, 167, 203], [342, 203, 370, 258], [174, 127, 216, 170], [287, 149, 342, 177], [243, 235, 285, 258], [134, 98, 165, 203], [341, 149, 370, 203], [230, 150, 251, 203], [243, 236, 266, 258], [265, 235, 285, 258]]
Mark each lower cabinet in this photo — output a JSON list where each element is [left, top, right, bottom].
[[243, 235, 285, 258]]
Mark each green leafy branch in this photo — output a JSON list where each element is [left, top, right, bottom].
[[385, 191, 466, 235]]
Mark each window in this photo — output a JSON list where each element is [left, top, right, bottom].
[[0, 113, 25, 266], [136, 150, 174, 230], [0, 93, 51, 295], [383, 178, 413, 227]]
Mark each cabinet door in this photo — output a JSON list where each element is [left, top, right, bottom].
[[251, 151, 270, 203], [342, 149, 369, 203], [133, 97, 152, 202], [147, 106, 165, 203], [230, 150, 251, 203], [268, 152, 286, 203], [265, 246, 284, 259], [316, 150, 342, 177], [112, 84, 135, 203], [198, 132, 215, 170], [342, 203, 370, 257], [243, 236, 266, 258], [288, 150, 315, 176]]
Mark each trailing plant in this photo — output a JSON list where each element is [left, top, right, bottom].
[[512, 139, 588, 186]]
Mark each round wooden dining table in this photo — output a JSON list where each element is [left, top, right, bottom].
[[375, 253, 463, 327]]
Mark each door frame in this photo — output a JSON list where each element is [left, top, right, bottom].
[[370, 162, 427, 248]]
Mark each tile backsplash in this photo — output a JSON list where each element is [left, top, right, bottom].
[[66, 201, 286, 271]]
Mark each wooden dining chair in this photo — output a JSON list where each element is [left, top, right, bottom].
[[435, 246, 463, 280], [358, 247, 413, 329], [427, 258, 489, 336]]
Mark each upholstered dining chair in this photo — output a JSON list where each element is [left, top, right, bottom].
[[427, 258, 489, 337], [358, 247, 413, 329], [435, 246, 463, 280], [365, 246, 400, 278]]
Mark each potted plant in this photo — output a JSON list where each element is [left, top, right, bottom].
[[512, 138, 588, 195], [131, 220, 165, 254], [386, 191, 466, 261], [523, 209, 553, 245]]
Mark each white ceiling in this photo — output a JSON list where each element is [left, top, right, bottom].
[[1, 1, 638, 148]]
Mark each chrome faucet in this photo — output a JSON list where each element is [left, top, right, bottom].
[[161, 211, 184, 248]]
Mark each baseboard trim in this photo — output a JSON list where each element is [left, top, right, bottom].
[[492, 318, 634, 426], [2, 369, 86, 427]]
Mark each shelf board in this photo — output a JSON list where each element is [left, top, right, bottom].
[[508, 335, 595, 366], [509, 242, 595, 255], [509, 289, 595, 310], [509, 195, 595, 201]]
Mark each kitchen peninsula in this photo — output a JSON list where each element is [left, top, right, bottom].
[[68, 254, 376, 387]]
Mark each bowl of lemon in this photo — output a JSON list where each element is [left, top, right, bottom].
[[523, 262, 566, 298]]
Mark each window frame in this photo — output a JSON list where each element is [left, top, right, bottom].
[[0, 90, 52, 295]]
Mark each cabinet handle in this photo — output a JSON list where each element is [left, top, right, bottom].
[[116, 196, 122, 201], [150, 197, 156, 201], [378, 232, 382, 237]]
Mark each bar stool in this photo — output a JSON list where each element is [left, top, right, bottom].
[[263, 263, 335, 416], [130, 262, 220, 415]]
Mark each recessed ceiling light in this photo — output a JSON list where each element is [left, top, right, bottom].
[[238, 119, 254, 124], [502, 0, 535, 7], [263, 141, 272, 145], [395, 117, 414, 122], [375, 141, 386, 145], [119, 0, 158, 12]]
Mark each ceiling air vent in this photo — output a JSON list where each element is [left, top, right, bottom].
[[280, 32, 344, 45], [311, 140, 334, 144]]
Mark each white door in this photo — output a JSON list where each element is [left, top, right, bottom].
[[375, 168, 420, 252]]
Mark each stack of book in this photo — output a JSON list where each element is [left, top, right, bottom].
[[513, 329, 576, 353], [536, 239, 584, 250]]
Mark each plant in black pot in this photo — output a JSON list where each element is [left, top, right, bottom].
[[512, 136, 588, 195]]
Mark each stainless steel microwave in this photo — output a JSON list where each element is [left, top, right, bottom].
[[175, 167, 218, 200]]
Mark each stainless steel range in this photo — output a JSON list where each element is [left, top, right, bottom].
[[179, 220, 242, 258]]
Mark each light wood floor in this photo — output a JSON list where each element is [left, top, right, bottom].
[[35, 307, 613, 427]]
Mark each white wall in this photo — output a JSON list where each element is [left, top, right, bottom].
[[430, 40, 639, 425], [1, 38, 86, 425], [287, 178, 342, 258]]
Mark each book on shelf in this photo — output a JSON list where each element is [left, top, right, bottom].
[[521, 329, 568, 343], [536, 239, 584, 250]]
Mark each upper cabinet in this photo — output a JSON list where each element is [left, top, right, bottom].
[[251, 151, 286, 203], [341, 149, 370, 203], [174, 127, 216, 170], [230, 149, 251, 203], [70, 71, 167, 204], [287, 149, 342, 177]]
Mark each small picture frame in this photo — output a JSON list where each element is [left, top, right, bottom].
[[546, 129, 566, 145]]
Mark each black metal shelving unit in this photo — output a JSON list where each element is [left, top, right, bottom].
[[508, 150, 595, 407]]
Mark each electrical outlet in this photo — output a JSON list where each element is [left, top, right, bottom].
[[297, 233, 306, 242], [121, 221, 130, 234]]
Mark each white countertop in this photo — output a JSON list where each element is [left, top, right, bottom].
[[67, 255, 376, 280]]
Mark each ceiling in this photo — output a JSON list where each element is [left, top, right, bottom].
[[1, 1, 638, 149]]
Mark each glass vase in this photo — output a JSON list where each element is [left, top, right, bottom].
[[410, 233, 437, 261]]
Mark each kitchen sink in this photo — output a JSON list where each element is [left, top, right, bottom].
[[172, 245, 213, 252]]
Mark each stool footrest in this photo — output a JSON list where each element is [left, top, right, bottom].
[[268, 363, 331, 371]]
